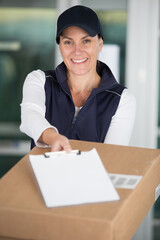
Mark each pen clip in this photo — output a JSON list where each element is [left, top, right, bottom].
[[44, 149, 81, 158]]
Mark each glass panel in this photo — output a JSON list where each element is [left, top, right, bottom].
[[0, 155, 21, 178], [0, 7, 57, 125], [153, 225, 160, 240], [154, 1, 160, 225], [154, 196, 160, 218], [154, 2, 160, 237], [0, 6, 57, 177], [157, 38, 160, 129], [96, 10, 127, 85]]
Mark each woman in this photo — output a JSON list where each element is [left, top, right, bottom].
[[20, 5, 136, 152]]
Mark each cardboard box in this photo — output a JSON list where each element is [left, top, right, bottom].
[[0, 140, 160, 240]]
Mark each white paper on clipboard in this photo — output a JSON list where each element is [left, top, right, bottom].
[[29, 148, 120, 208]]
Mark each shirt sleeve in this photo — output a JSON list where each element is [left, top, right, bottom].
[[19, 70, 58, 147], [104, 88, 136, 146]]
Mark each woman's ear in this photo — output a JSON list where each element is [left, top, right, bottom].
[[59, 43, 62, 55], [98, 37, 103, 52]]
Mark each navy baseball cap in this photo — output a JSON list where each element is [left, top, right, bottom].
[[56, 5, 103, 44]]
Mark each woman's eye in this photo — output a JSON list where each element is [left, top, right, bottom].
[[64, 41, 72, 45], [83, 39, 91, 44]]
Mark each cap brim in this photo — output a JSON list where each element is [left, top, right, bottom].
[[56, 23, 97, 44]]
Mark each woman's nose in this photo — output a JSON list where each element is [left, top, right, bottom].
[[74, 44, 81, 55]]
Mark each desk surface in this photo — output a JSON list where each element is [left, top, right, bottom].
[[0, 140, 160, 240]]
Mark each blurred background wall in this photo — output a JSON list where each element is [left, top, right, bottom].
[[0, 0, 159, 239]]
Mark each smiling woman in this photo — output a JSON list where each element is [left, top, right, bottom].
[[20, 5, 136, 152]]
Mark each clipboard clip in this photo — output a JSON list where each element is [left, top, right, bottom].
[[44, 150, 81, 158]]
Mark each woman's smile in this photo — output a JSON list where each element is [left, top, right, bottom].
[[71, 58, 88, 64]]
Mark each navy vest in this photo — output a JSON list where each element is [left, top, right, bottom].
[[31, 61, 125, 148]]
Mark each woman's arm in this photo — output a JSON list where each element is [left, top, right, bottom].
[[104, 89, 136, 146], [20, 70, 71, 152]]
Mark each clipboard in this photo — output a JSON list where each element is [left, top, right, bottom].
[[29, 148, 120, 208]]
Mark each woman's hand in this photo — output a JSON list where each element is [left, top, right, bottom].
[[50, 133, 72, 152], [38, 128, 72, 153]]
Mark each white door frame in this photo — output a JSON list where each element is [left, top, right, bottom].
[[126, 0, 159, 149]]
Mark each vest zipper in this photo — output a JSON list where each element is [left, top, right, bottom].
[[59, 82, 110, 131]]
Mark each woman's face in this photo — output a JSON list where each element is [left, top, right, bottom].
[[59, 26, 103, 76]]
